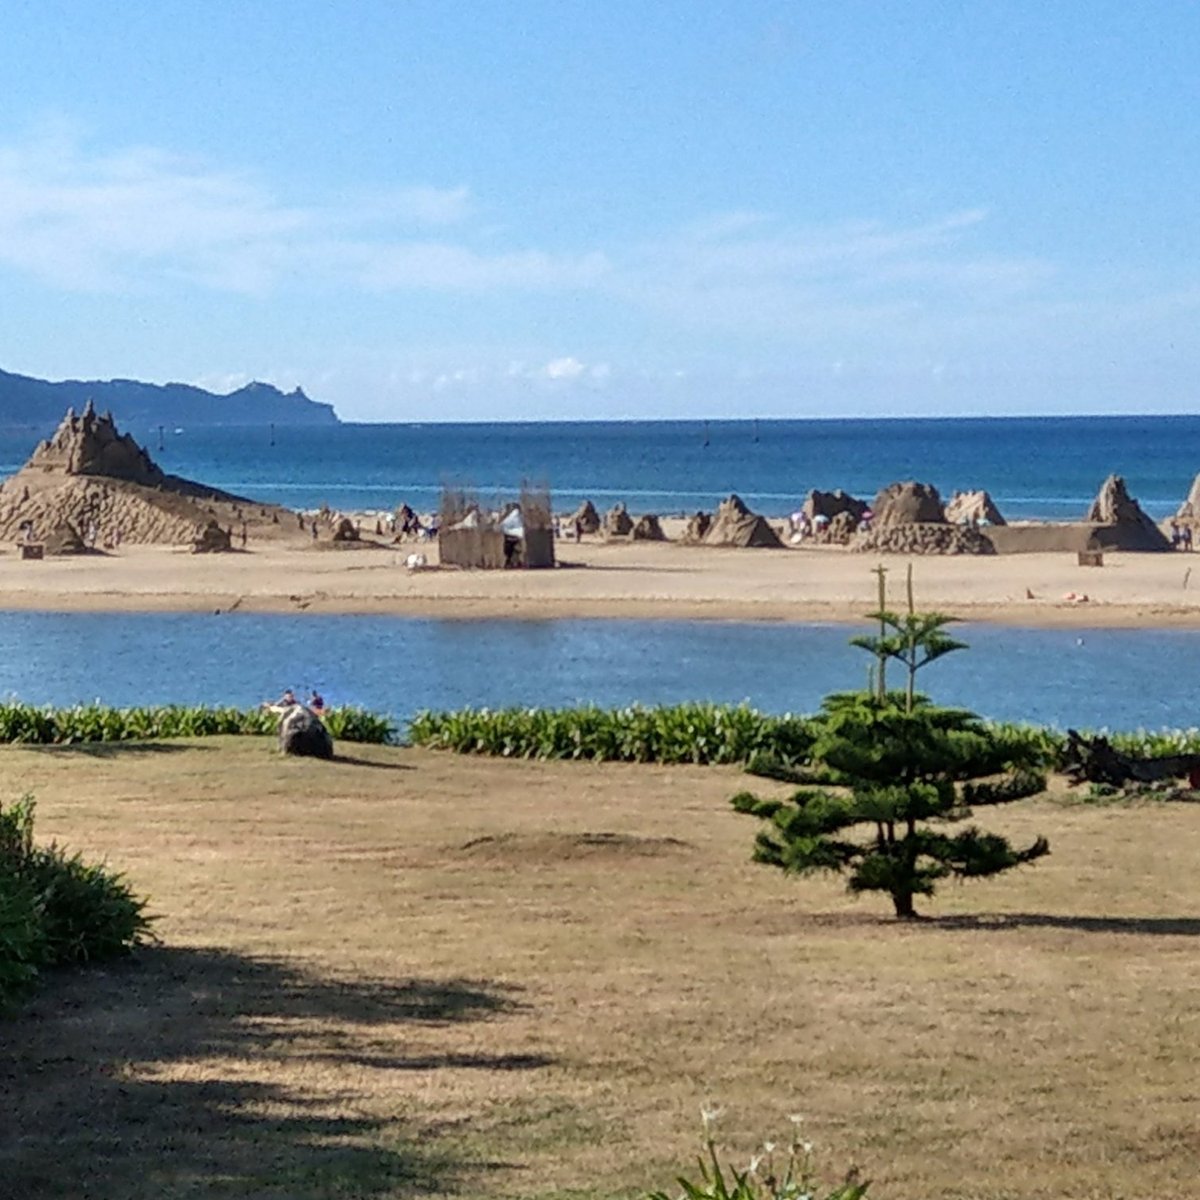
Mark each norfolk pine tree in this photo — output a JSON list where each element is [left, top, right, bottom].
[[732, 566, 1049, 918]]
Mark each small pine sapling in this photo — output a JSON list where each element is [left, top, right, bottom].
[[732, 566, 1049, 918]]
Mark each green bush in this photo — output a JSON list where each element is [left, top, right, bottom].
[[408, 703, 817, 765], [409, 702, 1200, 776], [0, 874, 41, 1005], [0, 795, 154, 1010], [0, 702, 392, 745], [324, 706, 396, 745]]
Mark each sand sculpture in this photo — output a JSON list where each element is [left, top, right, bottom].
[[871, 480, 946, 526], [802, 488, 868, 525], [682, 511, 712, 543], [944, 490, 1006, 527], [1083, 474, 1170, 551], [0, 402, 285, 553], [332, 516, 360, 541], [853, 480, 993, 554], [603, 502, 634, 537], [631, 513, 666, 541], [703, 494, 783, 549], [825, 510, 859, 544], [569, 499, 600, 534], [1176, 475, 1200, 522], [852, 524, 995, 555], [192, 520, 233, 553], [25, 401, 165, 485]]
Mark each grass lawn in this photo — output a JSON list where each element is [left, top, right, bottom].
[[2, 738, 1198, 1199]]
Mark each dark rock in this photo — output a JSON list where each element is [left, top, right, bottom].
[[278, 705, 334, 759]]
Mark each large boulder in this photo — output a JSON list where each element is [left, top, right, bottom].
[[944, 489, 1006, 527], [703, 494, 783, 549], [603, 502, 633, 537], [872, 481, 945, 526], [278, 704, 334, 759], [1084, 474, 1170, 551], [631, 513, 666, 541]]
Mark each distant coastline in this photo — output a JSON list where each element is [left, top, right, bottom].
[[0, 366, 339, 429]]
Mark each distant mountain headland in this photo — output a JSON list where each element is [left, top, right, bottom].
[[0, 367, 340, 428]]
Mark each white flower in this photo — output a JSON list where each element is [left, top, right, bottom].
[[700, 1103, 724, 1128], [762, 1140, 776, 1154], [788, 1112, 805, 1126]]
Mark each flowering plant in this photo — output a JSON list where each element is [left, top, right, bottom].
[[646, 1108, 869, 1200]]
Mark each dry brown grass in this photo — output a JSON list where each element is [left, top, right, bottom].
[[2, 739, 1199, 1199]]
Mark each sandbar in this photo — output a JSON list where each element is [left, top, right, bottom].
[[1, 534, 1199, 628]]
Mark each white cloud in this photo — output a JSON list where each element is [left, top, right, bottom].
[[355, 243, 608, 292], [541, 356, 586, 380], [0, 130, 607, 295]]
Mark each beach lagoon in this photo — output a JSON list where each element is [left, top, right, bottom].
[[1, 610, 1197, 731]]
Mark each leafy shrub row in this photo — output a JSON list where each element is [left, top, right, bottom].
[[0, 702, 395, 745], [409, 703, 818, 765], [409, 704, 1200, 769], [1, 795, 153, 1009]]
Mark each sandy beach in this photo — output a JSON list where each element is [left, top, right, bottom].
[[2, 526, 1200, 627]]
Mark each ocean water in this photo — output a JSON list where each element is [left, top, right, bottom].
[[0, 611, 1196, 732], [2, 414, 1198, 521]]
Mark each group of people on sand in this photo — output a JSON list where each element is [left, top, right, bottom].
[[1168, 520, 1194, 551]]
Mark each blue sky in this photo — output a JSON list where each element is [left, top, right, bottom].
[[1, 1, 1198, 421]]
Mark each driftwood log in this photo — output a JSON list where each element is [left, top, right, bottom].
[[1062, 730, 1200, 788]]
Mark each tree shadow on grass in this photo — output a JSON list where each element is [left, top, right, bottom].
[[0, 947, 541, 1198], [929, 912, 1200, 936], [23, 741, 216, 758]]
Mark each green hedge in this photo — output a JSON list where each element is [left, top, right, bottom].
[[0, 702, 395, 746], [409, 704, 1200, 769], [408, 703, 818, 764]]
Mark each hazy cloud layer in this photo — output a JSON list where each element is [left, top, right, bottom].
[[2, 128, 1195, 417]]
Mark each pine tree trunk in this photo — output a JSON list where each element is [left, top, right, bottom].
[[892, 891, 918, 919]]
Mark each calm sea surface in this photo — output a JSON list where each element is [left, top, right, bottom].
[[0, 612, 1196, 733], [2, 414, 1199, 521]]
